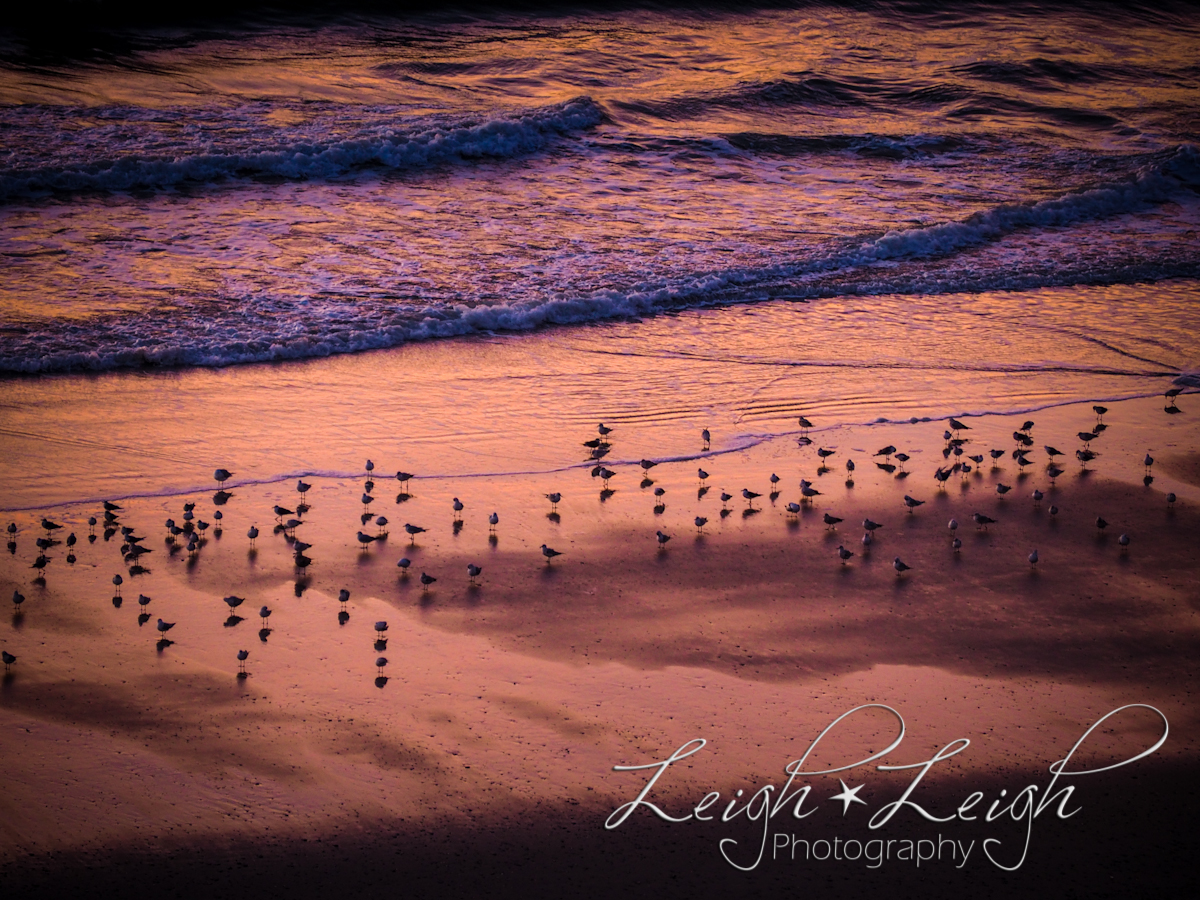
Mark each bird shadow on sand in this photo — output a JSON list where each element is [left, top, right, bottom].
[[259, 628, 271, 642], [375, 676, 389, 688], [224, 615, 244, 627]]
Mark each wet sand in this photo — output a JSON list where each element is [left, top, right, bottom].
[[1, 394, 1197, 897]]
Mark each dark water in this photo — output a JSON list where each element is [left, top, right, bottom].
[[0, 2, 1198, 372]]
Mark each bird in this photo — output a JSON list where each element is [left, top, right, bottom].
[[863, 519, 883, 532], [874, 445, 896, 460], [694, 516, 708, 532], [862, 531, 873, 549], [103, 501, 122, 512], [397, 557, 411, 572], [545, 492, 562, 511], [293, 540, 312, 554], [598, 423, 613, 436], [6, 522, 15, 537], [396, 472, 414, 488], [273, 505, 294, 521], [720, 491, 733, 507], [696, 468, 710, 484], [1167, 492, 1177, 507], [156, 619, 175, 637], [112, 574, 123, 596], [1029, 549, 1039, 567], [989, 449, 1005, 462], [237, 649, 249, 673], [823, 513, 842, 529], [653, 486, 666, 502], [817, 448, 835, 464], [640, 459, 658, 472], [404, 523, 427, 544], [12, 590, 25, 610], [837, 545, 854, 565], [952, 537, 962, 552], [1076, 449, 1096, 464], [375, 516, 388, 535], [214, 468, 233, 487], [294, 551, 312, 571], [137, 593, 152, 610], [224, 595, 245, 610], [769, 473, 780, 489], [1119, 533, 1130, 549], [903, 495, 924, 513], [365, 459, 375, 477], [259, 606, 271, 627], [376, 657, 388, 675], [489, 512, 499, 531], [949, 417, 970, 431], [297, 480, 311, 497], [247, 526, 259, 546], [1093, 405, 1108, 420], [357, 531, 376, 549], [541, 544, 562, 564], [467, 564, 482, 585], [996, 484, 1012, 495], [2, 650, 15, 671], [742, 488, 761, 508], [1078, 432, 1097, 445], [420, 572, 437, 591], [934, 467, 952, 487], [452, 498, 464, 520], [895, 452, 911, 470], [361, 493, 375, 508], [1032, 489, 1044, 506], [41, 518, 62, 534], [785, 503, 800, 516], [1047, 465, 1065, 482], [893, 557, 911, 577], [374, 621, 388, 636], [656, 530, 671, 549], [800, 483, 821, 503], [798, 416, 813, 432], [1044, 446, 1063, 458], [284, 518, 302, 533], [338, 588, 351, 606], [1143, 453, 1154, 474], [845, 459, 855, 476], [1096, 516, 1109, 530], [66, 532, 76, 548], [1166, 387, 1182, 399], [1021, 420, 1035, 433], [972, 513, 995, 530]]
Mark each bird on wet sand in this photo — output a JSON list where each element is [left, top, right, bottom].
[[1045, 446, 1063, 458], [452, 497, 464, 520], [769, 473, 781, 490], [2, 650, 15, 671], [1049, 505, 1059, 517], [785, 503, 801, 517], [1167, 492, 1177, 507], [297, 480, 311, 498], [823, 513, 843, 529], [837, 545, 854, 565], [489, 512, 499, 532], [112, 574, 123, 596], [260, 606, 272, 627], [214, 469, 232, 487], [541, 544, 562, 564], [695, 516, 708, 533], [1032, 489, 1044, 506], [973, 513, 995, 530], [952, 537, 962, 552], [357, 531, 376, 550], [1143, 453, 1154, 475], [1119, 533, 1130, 550], [1096, 516, 1109, 530], [720, 491, 733, 508], [12, 590, 25, 611], [893, 557, 911, 577], [545, 493, 562, 512], [156, 619, 175, 638], [875, 445, 896, 460], [701, 429, 711, 449], [656, 530, 671, 549], [996, 484, 1011, 495], [237, 649, 249, 674], [224, 595, 245, 611], [273, 506, 294, 522], [817, 448, 835, 465], [247, 525, 259, 546], [698, 468, 709, 484], [598, 423, 613, 437], [950, 417, 970, 432], [862, 531, 873, 549], [467, 564, 483, 586], [1093, 405, 1108, 420], [365, 459, 375, 477], [1029, 549, 1039, 567], [903, 495, 924, 513], [404, 523, 427, 544], [864, 519, 883, 532], [742, 488, 761, 509], [420, 572, 437, 591], [339, 589, 351, 607]]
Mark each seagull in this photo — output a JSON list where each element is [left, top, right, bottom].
[[893, 557, 911, 577], [798, 416, 813, 431], [656, 530, 671, 549], [273, 505, 294, 521], [863, 519, 883, 532], [66, 532, 76, 548], [255, 606, 270, 628], [237, 649, 249, 673], [6, 522, 16, 537], [365, 459, 375, 477], [397, 557, 411, 572], [972, 513, 995, 530], [698, 468, 709, 483], [1045, 446, 1063, 458], [769, 473, 780, 489], [467, 564, 482, 585], [224, 595, 245, 611], [1166, 387, 1182, 399], [996, 484, 1011, 495], [284, 518, 302, 533], [1029, 549, 1038, 567], [420, 572, 437, 591], [375, 620, 388, 637], [545, 493, 562, 511], [720, 491, 733, 507], [357, 531, 376, 549], [823, 513, 842, 529], [785, 503, 801, 517], [297, 480, 311, 497], [640, 459, 658, 472], [701, 428, 711, 448], [12, 590, 25, 610], [112, 574, 123, 595], [541, 544, 562, 564], [1076, 449, 1096, 464], [949, 417, 969, 431], [837, 545, 854, 565], [294, 551, 312, 571], [598, 423, 613, 436], [396, 472, 414, 488], [403, 523, 427, 544], [862, 531, 872, 549], [1078, 432, 1097, 445], [41, 518, 62, 534], [214, 468, 232, 486], [103, 501, 122, 512], [1119, 533, 1130, 549], [874, 446, 896, 460], [338, 588, 350, 606], [817, 448, 835, 464], [373, 516, 388, 536], [361, 493, 375, 508], [1167, 492, 1176, 506], [952, 537, 962, 552], [846, 459, 855, 476], [452, 497, 464, 520], [1093, 405, 1108, 420], [1047, 465, 1065, 482], [489, 512, 499, 532], [1143, 453, 1154, 474], [895, 452, 910, 470], [1096, 516, 1108, 530], [989, 449, 1005, 462], [1021, 420, 1035, 433], [934, 467, 952, 487], [156, 618, 175, 637], [800, 484, 821, 503], [694, 516, 708, 533], [1, 650, 15, 671], [653, 487, 666, 502], [1032, 489, 1044, 506], [742, 488, 761, 509], [376, 657, 388, 675], [293, 540, 312, 554], [903, 495, 924, 513]]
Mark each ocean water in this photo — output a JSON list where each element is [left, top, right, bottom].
[[1, 2, 1198, 504]]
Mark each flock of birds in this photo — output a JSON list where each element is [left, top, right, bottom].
[[1, 390, 1188, 680]]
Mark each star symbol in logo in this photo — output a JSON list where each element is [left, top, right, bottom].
[[829, 779, 867, 816]]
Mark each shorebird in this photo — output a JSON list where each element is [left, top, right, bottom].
[[260, 606, 271, 627], [103, 501, 122, 512], [375, 516, 388, 535], [293, 540, 312, 554], [396, 472, 414, 489], [214, 468, 232, 487], [273, 506, 293, 522], [404, 523, 427, 544], [1093, 405, 1108, 420], [1047, 465, 1065, 482], [1076, 449, 1096, 465], [396, 557, 411, 573], [934, 467, 952, 487], [541, 544, 562, 564], [1167, 492, 1177, 507], [823, 513, 842, 529], [698, 468, 709, 483], [361, 493, 375, 509], [817, 448, 835, 465], [695, 516, 708, 533], [1096, 516, 1109, 530], [1021, 420, 1035, 433], [1029, 549, 1038, 567], [224, 595, 245, 611], [237, 649, 249, 674], [653, 487, 666, 503], [949, 417, 969, 431], [798, 416, 813, 433], [41, 518, 61, 534], [769, 473, 781, 490], [544, 493, 561, 512], [952, 536, 962, 552], [903, 495, 924, 513], [845, 459, 855, 477], [862, 531, 873, 549], [452, 498, 464, 520], [742, 488, 761, 509], [996, 484, 1011, 495], [893, 557, 911, 577], [701, 428, 711, 449], [785, 503, 801, 517], [112, 574, 123, 596], [874, 445, 896, 460], [294, 551, 312, 572], [374, 620, 388, 637], [1049, 505, 1059, 517], [1044, 446, 1063, 458], [656, 530, 671, 549], [640, 459, 658, 473], [1143, 452, 1154, 475], [863, 518, 884, 532], [1119, 533, 1130, 550], [837, 545, 854, 565], [720, 491, 733, 508], [365, 459, 375, 477], [66, 532, 76, 548], [598, 423, 613, 437], [338, 588, 350, 607], [297, 480, 311, 499], [156, 618, 175, 638], [420, 572, 437, 591], [1077, 431, 1097, 446], [2, 650, 15, 671], [972, 513, 995, 530], [12, 590, 25, 611], [1032, 489, 1044, 506], [489, 512, 499, 532], [895, 452, 910, 471], [467, 564, 482, 586], [357, 531, 376, 549], [598, 467, 616, 486], [284, 518, 302, 534], [800, 483, 821, 503]]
